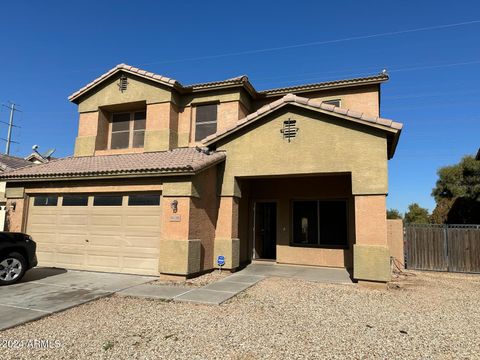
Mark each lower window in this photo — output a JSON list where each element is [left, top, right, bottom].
[[62, 195, 88, 206], [93, 195, 123, 206], [128, 194, 160, 206], [292, 200, 348, 248], [33, 196, 58, 206]]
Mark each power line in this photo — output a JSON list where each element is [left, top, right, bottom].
[[140, 20, 480, 66]]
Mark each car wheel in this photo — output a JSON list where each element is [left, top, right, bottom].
[[0, 252, 27, 285]]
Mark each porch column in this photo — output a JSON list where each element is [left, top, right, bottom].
[[353, 195, 391, 283], [213, 196, 240, 270]]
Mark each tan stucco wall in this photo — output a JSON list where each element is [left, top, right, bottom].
[[353, 195, 391, 282], [257, 85, 380, 117], [5, 198, 26, 232], [213, 196, 240, 269], [77, 75, 173, 113], [215, 107, 388, 196], [188, 167, 219, 271], [144, 102, 178, 152], [387, 219, 404, 266]]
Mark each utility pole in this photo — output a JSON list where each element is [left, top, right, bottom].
[[1, 102, 20, 155]]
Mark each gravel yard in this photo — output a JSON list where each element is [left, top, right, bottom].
[[1, 271, 480, 359]]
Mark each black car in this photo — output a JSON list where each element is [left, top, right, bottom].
[[0, 232, 37, 285]]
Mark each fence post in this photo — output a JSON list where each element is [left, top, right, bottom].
[[444, 224, 449, 272]]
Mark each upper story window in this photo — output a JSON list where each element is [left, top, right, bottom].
[[111, 111, 146, 149], [195, 104, 217, 141]]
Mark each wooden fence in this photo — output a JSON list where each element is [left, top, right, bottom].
[[405, 224, 480, 273]]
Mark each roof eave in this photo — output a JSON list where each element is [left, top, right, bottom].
[[260, 76, 389, 98], [68, 67, 182, 104], [204, 102, 399, 147]]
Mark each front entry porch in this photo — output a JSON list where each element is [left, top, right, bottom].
[[238, 174, 355, 270]]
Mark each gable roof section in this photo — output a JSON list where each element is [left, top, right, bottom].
[[0, 154, 33, 172], [203, 93, 403, 159], [0, 147, 226, 181], [69, 64, 182, 102], [259, 73, 389, 97], [68, 63, 389, 103]]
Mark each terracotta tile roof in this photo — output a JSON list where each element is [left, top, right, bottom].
[[185, 75, 247, 89], [0, 154, 33, 172], [0, 148, 226, 181], [203, 93, 403, 158], [259, 73, 389, 96], [69, 63, 389, 102]]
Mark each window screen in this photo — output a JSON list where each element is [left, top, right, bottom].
[[93, 195, 123, 206], [195, 104, 217, 141], [292, 200, 348, 247], [133, 111, 146, 148], [62, 195, 88, 206], [128, 194, 160, 206], [111, 113, 131, 149], [34, 196, 58, 206]]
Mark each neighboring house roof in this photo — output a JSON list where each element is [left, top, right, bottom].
[[476, 148, 480, 160], [0, 154, 33, 172], [203, 93, 403, 159], [0, 147, 226, 181], [68, 63, 389, 103], [24, 152, 51, 164]]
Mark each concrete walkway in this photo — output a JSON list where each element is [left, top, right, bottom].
[[118, 263, 352, 305], [118, 273, 264, 305]]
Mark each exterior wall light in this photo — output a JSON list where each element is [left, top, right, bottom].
[[170, 200, 178, 213], [10, 201, 16, 212]]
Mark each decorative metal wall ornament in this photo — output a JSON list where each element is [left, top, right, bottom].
[[280, 118, 299, 142], [118, 75, 128, 92]]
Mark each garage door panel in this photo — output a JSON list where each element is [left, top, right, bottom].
[[31, 233, 56, 243], [88, 235, 123, 246], [36, 251, 55, 264], [57, 234, 87, 245], [125, 215, 161, 227], [27, 193, 162, 275], [28, 214, 58, 225], [54, 252, 85, 266], [86, 254, 120, 268], [124, 236, 161, 249], [58, 214, 88, 225], [90, 215, 122, 226]]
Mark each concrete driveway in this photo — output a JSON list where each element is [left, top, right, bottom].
[[0, 267, 155, 331]]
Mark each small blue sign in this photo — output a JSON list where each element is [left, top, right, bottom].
[[217, 255, 225, 267]]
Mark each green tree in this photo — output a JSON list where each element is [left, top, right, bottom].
[[431, 155, 480, 223], [404, 203, 430, 224], [432, 155, 480, 201], [387, 208, 403, 219]]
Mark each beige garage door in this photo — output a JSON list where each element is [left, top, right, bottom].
[[26, 193, 162, 275]]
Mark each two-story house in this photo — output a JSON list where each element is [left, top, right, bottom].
[[1, 64, 402, 284]]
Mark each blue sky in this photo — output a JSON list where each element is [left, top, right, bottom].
[[1, 0, 479, 213]]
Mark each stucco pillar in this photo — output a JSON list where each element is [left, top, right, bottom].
[[144, 102, 178, 152], [159, 180, 201, 277], [213, 196, 240, 270], [353, 195, 391, 283], [74, 111, 100, 156]]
